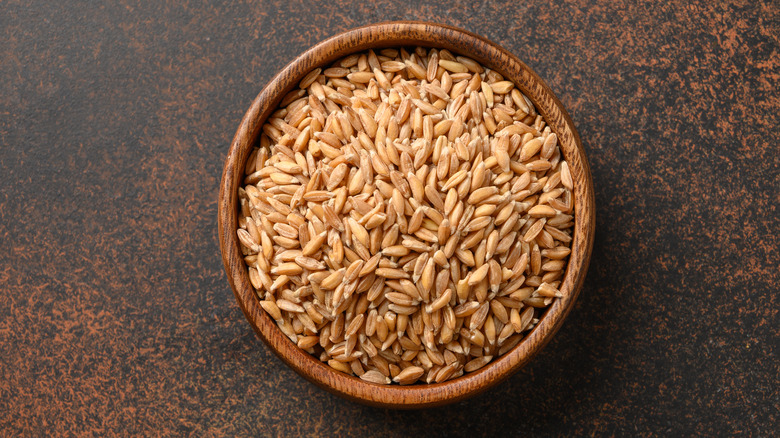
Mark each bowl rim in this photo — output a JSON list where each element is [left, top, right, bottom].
[[219, 20, 595, 408]]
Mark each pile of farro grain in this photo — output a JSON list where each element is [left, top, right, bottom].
[[237, 47, 574, 385]]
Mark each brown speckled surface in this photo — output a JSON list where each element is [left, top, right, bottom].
[[1, 0, 777, 435]]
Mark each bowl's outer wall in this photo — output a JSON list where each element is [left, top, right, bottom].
[[219, 21, 595, 408]]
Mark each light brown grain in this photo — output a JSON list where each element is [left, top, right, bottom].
[[238, 46, 575, 386]]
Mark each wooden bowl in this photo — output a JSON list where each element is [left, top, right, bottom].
[[219, 21, 595, 408]]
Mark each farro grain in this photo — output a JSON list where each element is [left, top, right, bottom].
[[239, 46, 575, 385]]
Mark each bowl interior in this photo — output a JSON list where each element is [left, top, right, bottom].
[[219, 21, 595, 408]]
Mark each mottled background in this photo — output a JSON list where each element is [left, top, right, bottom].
[[1, 0, 777, 435]]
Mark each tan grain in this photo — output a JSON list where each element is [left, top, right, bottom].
[[239, 46, 574, 385]]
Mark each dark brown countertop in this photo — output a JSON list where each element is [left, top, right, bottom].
[[1, 1, 777, 435]]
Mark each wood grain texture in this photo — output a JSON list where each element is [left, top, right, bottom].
[[218, 21, 595, 408]]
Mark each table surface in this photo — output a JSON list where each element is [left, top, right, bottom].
[[2, 1, 777, 435]]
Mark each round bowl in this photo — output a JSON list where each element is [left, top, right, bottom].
[[219, 21, 595, 408]]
